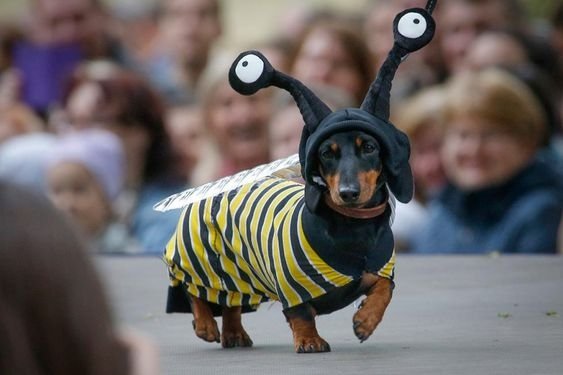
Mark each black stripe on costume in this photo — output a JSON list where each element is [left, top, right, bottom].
[[290, 200, 332, 289], [265, 187, 304, 306], [244, 182, 277, 282], [217, 290, 228, 306], [252, 182, 298, 286], [196, 285, 208, 301], [276, 208, 314, 306], [232, 185, 259, 279], [198, 200, 222, 280], [241, 293, 251, 307], [225, 186, 277, 296], [181, 205, 211, 287], [218, 191, 261, 291]]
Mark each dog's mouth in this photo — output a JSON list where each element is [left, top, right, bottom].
[[324, 192, 387, 219], [328, 190, 369, 208]]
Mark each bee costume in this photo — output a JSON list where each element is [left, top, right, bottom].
[[165, 177, 396, 313], [162, 0, 437, 316]]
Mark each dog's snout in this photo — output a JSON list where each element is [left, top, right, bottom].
[[339, 186, 360, 203]]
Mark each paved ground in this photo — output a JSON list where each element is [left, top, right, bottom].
[[97, 255, 563, 375]]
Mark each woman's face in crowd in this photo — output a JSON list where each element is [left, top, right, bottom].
[[206, 81, 271, 162], [410, 124, 446, 196], [47, 162, 111, 238], [441, 116, 534, 191], [292, 28, 365, 103], [166, 107, 205, 175]]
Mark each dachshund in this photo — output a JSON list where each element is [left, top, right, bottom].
[[161, 1, 437, 353]]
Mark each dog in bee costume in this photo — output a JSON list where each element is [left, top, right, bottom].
[[161, 0, 437, 353]]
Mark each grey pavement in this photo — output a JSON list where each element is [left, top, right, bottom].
[[96, 255, 563, 375]]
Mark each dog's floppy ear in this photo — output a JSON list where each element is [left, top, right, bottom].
[[378, 127, 414, 203]]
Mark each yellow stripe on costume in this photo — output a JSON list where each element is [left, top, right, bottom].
[[217, 189, 278, 299], [296, 209, 354, 288], [236, 180, 278, 286], [281, 205, 326, 304], [270, 191, 304, 306], [260, 185, 302, 285], [247, 180, 283, 286], [377, 250, 395, 280], [177, 205, 205, 287], [189, 200, 222, 290]]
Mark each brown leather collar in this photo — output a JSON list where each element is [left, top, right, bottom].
[[324, 194, 387, 219]]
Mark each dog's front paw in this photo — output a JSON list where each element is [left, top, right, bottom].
[[294, 335, 331, 353], [352, 301, 385, 343], [222, 327, 253, 348], [192, 318, 220, 343]]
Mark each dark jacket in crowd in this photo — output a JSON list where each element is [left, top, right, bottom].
[[411, 157, 563, 254]]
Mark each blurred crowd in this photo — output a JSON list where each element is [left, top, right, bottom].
[[0, 0, 562, 256], [1, 0, 562, 372]]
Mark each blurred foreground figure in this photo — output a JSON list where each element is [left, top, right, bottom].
[[0, 181, 159, 375]]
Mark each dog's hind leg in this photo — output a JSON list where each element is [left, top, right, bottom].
[[221, 306, 253, 348], [190, 295, 220, 343], [352, 273, 393, 342], [284, 303, 331, 353]]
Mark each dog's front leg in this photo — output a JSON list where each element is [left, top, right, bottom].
[[284, 303, 330, 353], [189, 295, 220, 343], [352, 273, 393, 342], [221, 306, 253, 348]]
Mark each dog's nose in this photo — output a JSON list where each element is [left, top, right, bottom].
[[339, 187, 360, 203]]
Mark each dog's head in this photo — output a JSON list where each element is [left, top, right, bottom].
[[317, 130, 383, 208], [229, 1, 437, 212]]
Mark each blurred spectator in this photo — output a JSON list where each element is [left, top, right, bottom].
[[436, 0, 527, 75], [58, 61, 185, 254], [551, 2, 563, 58], [0, 103, 44, 143], [0, 24, 21, 72], [165, 104, 207, 183], [255, 36, 294, 74], [275, 1, 316, 42], [507, 65, 563, 163], [269, 84, 354, 160], [11, 0, 131, 115], [464, 28, 563, 86], [463, 30, 529, 72], [112, 1, 160, 68], [0, 132, 56, 194], [269, 99, 303, 161], [46, 128, 140, 254], [392, 85, 447, 251], [411, 69, 563, 253], [288, 18, 374, 105], [0, 24, 22, 106], [142, 0, 222, 105], [363, 0, 445, 101], [461, 28, 563, 166], [550, 3, 563, 151], [25, 0, 125, 59], [190, 56, 272, 185], [0, 181, 159, 375]]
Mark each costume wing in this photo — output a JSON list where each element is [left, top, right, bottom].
[[153, 154, 301, 212]]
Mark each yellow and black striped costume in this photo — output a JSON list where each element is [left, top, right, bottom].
[[164, 177, 395, 313]]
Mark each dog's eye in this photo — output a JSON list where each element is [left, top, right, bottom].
[[320, 148, 336, 160], [234, 53, 265, 83], [361, 142, 376, 154], [397, 11, 427, 39]]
